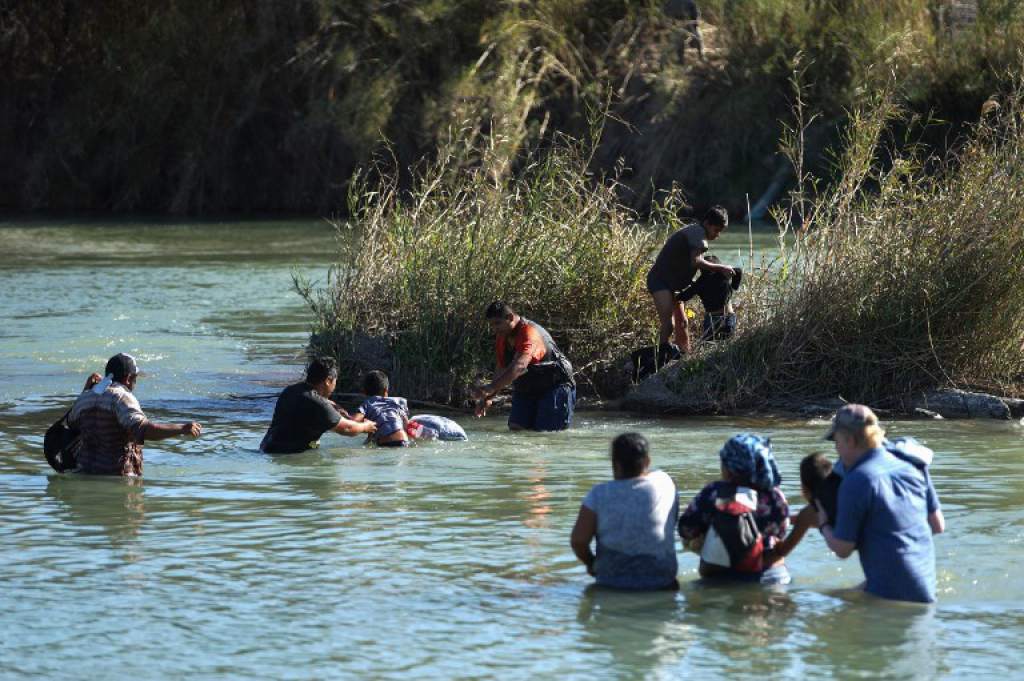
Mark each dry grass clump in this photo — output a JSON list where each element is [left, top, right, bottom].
[[671, 78, 1024, 409], [298, 134, 673, 403]]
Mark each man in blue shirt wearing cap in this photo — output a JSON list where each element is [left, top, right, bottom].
[[817, 404, 946, 603]]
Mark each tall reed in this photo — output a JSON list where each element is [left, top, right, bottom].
[[298, 133, 674, 403], [669, 77, 1024, 409]]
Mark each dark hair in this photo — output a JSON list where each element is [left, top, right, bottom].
[[485, 301, 515, 319], [104, 353, 138, 383], [362, 369, 389, 396], [704, 205, 729, 228], [611, 432, 650, 478], [306, 357, 338, 385], [799, 452, 833, 498]]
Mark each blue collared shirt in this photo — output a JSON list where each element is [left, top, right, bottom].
[[833, 448, 939, 603]]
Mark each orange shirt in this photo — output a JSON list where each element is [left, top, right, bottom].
[[496, 321, 547, 369]]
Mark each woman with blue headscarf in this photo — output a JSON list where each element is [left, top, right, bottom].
[[677, 433, 792, 585]]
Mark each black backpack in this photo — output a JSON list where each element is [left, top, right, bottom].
[[43, 409, 81, 473]]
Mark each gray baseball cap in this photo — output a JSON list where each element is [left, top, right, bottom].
[[824, 404, 879, 440]]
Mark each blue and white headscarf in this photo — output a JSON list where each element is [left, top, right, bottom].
[[719, 433, 781, 491]]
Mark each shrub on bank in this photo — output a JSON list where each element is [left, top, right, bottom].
[[666, 81, 1024, 410], [297, 135, 673, 403]]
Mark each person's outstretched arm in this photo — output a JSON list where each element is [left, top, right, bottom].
[[333, 417, 376, 436], [480, 352, 530, 399], [145, 422, 202, 441], [111, 388, 197, 443], [695, 253, 735, 276], [771, 504, 816, 558], [570, 505, 598, 576]]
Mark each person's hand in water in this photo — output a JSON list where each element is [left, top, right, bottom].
[[474, 398, 492, 417], [180, 422, 202, 438], [83, 373, 103, 391], [470, 383, 493, 417]]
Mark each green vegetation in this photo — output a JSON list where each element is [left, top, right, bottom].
[[665, 78, 1024, 410], [4, 1, 1023, 214], [297, 133, 673, 402], [7, 1, 1024, 406]]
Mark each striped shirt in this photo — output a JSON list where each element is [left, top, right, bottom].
[[68, 383, 149, 476]]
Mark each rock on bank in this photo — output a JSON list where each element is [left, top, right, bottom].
[[621, 363, 1024, 420]]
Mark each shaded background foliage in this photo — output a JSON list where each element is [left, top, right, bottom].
[[3, 0, 1023, 216]]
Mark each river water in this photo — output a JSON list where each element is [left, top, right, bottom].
[[1, 221, 1022, 679]]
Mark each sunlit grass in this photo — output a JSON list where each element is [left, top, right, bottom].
[[297, 133, 676, 403], [669, 77, 1024, 409]]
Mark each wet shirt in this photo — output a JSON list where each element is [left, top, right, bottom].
[[833, 448, 938, 603], [496, 319, 574, 397], [582, 470, 679, 589], [356, 396, 409, 438], [495, 321, 548, 369], [260, 382, 342, 454], [68, 383, 149, 476], [648, 223, 709, 292], [679, 481, 791, 551]]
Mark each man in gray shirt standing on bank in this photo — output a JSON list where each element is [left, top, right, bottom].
[[646, 205, 734, 354]]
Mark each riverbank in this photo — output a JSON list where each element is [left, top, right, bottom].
[[615, 78, 1024, 418], [303, 77, 1024, 414], [618, 377, 1024, 421]]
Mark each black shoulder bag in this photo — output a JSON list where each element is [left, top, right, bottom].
[[43, 409, 81, 472]]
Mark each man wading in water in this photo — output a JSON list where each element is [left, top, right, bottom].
[[471, 301, 576, 431], [69, 353, 202, 476], [260, 357, 376, 453], [818, 405, 945, 603]]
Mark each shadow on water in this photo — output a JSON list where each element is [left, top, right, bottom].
[[798, 590, 947, 678], [574, 578, 947, 678], [45, 474, 148, 546], [677, 580, 799, 674], [576, 584, 690, 679]]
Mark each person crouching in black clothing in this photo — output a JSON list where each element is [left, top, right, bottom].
[[677, 255, 742, 341]]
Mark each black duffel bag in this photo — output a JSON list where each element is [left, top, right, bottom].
[[43, 409, 81, 472]]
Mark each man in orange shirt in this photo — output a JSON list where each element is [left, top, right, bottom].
[[470, 301, 576, 431]]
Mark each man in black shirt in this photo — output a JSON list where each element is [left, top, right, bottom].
[[260, 357, 376, 453], [647, 206, 735, 354]]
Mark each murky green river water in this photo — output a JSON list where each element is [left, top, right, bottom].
[[1, 221, 1022, 679]]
